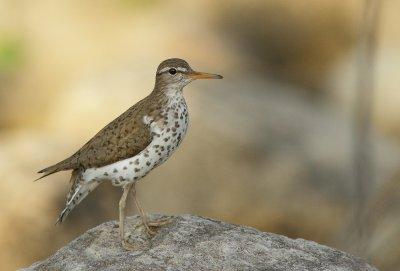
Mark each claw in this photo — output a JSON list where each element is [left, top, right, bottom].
[[144, 226, 157, 236], [143, 217, 173, 236], [148, 217, 173, 227], [122, 239, 136, 251]]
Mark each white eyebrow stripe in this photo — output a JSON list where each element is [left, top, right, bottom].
[[157, 66, 188, 74], [158, 67, 171, 74], [177, 67, 188, 72]]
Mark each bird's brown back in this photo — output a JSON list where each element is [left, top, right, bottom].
[[38, 91, 168, 176]]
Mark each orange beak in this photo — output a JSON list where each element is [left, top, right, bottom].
[[188, 71, 223, 80]]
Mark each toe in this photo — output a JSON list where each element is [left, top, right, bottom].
[[148, 218, 173, 227], [145, 227, 157, 236], [122, 240, 135, 251]]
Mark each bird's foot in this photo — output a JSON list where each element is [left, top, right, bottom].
[[122, 239, 136, 251], [141, 216, 173, 236], [148, 217, 173, 227], [144, 225, 157, 236]]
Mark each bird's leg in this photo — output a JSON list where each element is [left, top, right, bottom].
[[131, 183, 156, 236], [147, 218, 173, 227], [131, 184, 172, 235], [119, 183, 135, 250]]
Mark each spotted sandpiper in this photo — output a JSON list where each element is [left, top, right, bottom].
[[37, 58, 223, 249]]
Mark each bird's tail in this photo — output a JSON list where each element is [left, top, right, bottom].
[[56, 168, 101, 224], [35, 157, 76, 181]]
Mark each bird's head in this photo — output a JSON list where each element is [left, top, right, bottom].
[[154, 58, 222, 92]]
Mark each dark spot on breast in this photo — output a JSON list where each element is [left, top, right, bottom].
[[123, 166, 127, 170], [146, 161, 151, 166], [113, 169, 118, 173], [134, 159, 139, 165], [104, 172, 109, 176], [134, 168, 140, 172]]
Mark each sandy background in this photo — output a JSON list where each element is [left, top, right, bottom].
[[0, 1, 399, 270]]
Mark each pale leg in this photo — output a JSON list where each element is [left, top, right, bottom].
[[119, 183, 135, 250], [131, 183, 156, 235], [131, 183, 172, 236]]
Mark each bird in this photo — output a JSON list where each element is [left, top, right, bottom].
[[37, 58, 223, 249]]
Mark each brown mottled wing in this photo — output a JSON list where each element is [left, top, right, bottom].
[[74, 104, 152, 169], [37, 96, 153, 178]]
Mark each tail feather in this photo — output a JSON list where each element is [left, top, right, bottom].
[[34, 170, 59, 182], [56, 169, 101, 224], [36, 157, 76, 181]]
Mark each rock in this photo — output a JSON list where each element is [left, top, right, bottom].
[[22, 215, 377, 271]]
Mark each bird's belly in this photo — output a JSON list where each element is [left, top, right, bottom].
[[82, 108, 189, 187]]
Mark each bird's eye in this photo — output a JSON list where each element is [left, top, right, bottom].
[[168, 68, 177, 75]]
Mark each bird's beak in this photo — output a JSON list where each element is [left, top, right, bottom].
[[188, 71, 223, 80]]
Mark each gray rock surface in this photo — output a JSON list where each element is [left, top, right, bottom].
[[22, 215, 377, 271]]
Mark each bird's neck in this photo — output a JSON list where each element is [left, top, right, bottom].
[[153, 83, 184, 100], [150, 85, 185, 110]]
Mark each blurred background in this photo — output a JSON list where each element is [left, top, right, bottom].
[[0, 0, 399, 270]]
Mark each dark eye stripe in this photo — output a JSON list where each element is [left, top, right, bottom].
[[157, 67, 188, 75]]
